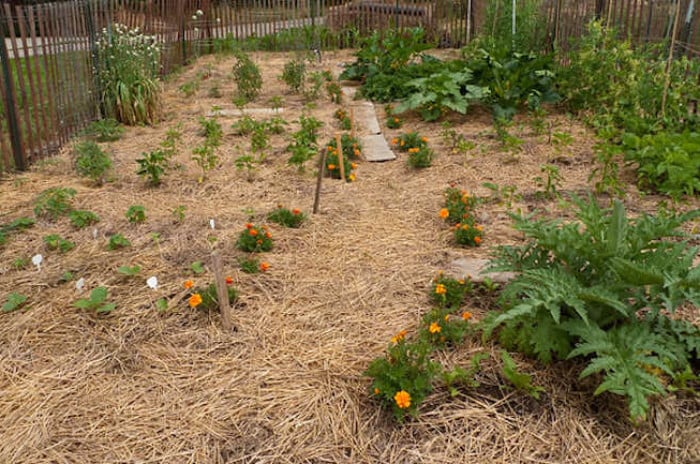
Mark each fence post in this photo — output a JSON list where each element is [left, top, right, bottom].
[[85, 0, 103, 119], [0, 11, 25, 171]]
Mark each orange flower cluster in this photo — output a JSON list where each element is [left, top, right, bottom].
[[394, 390, 411, 409], [435, 283, 447, 295], [183, 280, 194, 289], [462, 311, 472, 321], [391, 329, 408, 344], [439, 208, 449, 219], [188, 293, 202, 308]]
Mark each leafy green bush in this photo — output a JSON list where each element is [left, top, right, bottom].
[[287, 115, 323, 169], [232, 49, 262, 103], [81, 118, 123, 142], [267, 206, 306, 228], [483, 196, 700, 421], [74, 141, 112, 186], [34, 187, 76, 220], [281, 59, 306, 93], [621, 131, 700, 198], [69, 210, 100, 229]]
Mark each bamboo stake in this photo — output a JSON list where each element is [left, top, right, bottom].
[[211, 251, 233, 331], [661, 0, 682, 117], [336, 133, 346, 181]]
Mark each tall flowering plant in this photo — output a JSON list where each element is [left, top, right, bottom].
[[97, 23, 161, 125]]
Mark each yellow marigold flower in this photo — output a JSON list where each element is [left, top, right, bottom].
[[400, 140, 405, 146], [408, 147, 419, 154], [188, 293, 202, 308], [327, 146, 334, 152], [474, 236, 482, 245], [348, 173, 356, 182], [183, 280, 194, 289], [394, 390, 411, 409], [439, 208, 449, 219], [475, 225, 483, 232], [328, 164, 336, 170], [353, 149, 361, 156], [444, 315, 450, 321], [435, 283, 447, 295], [458, 279, 465, 285], [391, 329, 408, 343], [374, 387, 381, 395], [429, 322, 442, 334], [462, 311, 472, 321], [462, 224, 469, 230]]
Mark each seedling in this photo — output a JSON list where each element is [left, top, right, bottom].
[[69, 210, 100, 229], [117, 265, 141, 276], [108, 234, 131, 250], [3, 292, 28, 313], [190, 261, 205, 274], [43, 234, 75, 253], [126, 205, 147, 223], [500, 351, 545, 399], [73, 286, 116, 314]]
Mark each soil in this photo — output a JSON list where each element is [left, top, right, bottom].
[[0, 49, 698, 463]]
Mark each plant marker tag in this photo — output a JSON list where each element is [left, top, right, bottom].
[[32, 254, 43, 271], [210, 219, 215, 230], [93, 228, 98, 239], [76, 277, 85, 292], [146, 276, 158, 290]]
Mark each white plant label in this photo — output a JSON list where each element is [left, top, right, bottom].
[[31, 254, 43, 270], [146, 276, 158, 290]]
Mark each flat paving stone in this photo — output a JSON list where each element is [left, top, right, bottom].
[[351, 102, 381, 135], [360, 134, 396, 162], [448, 258, 517, 283], [206, 108, 284, 117]]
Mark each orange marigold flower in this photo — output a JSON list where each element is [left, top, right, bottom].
[[249, 228, 258, 236], [245, 223, 253, 229], [458, 279, 465, 285], [474, 236, 482, 245], [225, 276, 234, 285], [435, 284, 447, 295], [391, 329, 408, 344], [461, 224, 469, 230], [394, 390, 411, 409], [439, 208, 449, 219], [292, 208, 301, 215], [183, 280, 194, 289], [260, 262, 270, 272], [374, 387, 381, 395], [462, 311, 472, 321], [256, 239, 263, 245], [353, 149, 361, 156], [348, 173, 356, 182], [265, 232, 272, 239], [351, 162, 358, 169], [328, 164, 336, 170], [429, 322, 442, 334], [475, 225, 483, 232], [391, 138, 399, 145], [421, 136, 428, 143], [188, 293, 203, 308], [408, 147, 419, 154], [394, 117, 399, 123], [327, 146, 334, 152], [444, 315, 450, 321]]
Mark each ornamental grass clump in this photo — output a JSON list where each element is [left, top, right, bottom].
[[236, 223, 273, 252]]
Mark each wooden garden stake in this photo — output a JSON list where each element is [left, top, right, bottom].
[[336, 133, 346, 181], [212, 251, 233, 331], [350, 107, 356, 139], [313, 148, 328, 214], [661, 0, 682, 118]]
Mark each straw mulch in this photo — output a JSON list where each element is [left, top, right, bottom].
[[0, 51, 698, 464]]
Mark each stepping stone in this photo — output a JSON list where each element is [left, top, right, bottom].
[[206, 108, 284, 117], [341, 86, 359, 100], [350, 102, 381, 135], [360, 134, 396, 162], [448, 258, 517, 284]]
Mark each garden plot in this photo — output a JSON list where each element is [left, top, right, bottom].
[[0, 50, 698, 464]]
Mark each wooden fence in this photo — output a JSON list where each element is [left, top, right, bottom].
[[1, 0, 699, 172]]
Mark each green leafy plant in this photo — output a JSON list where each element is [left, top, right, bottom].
[[391, 132, 428, 152], [125, 205, 146, 223], [107, 233, 131, 250], [238, 256, 261, 274], [386, 115, 403, 129], [333, 108, 352, 131], [96, 23, 161, 125], [192, 117, 223, 180], [441, 353, 487, 397], [303, 71, 326, 102], [440, 187, 479, 226], [281, 59, 306, 93], [43, 234, 75, 253], [137, 149, 170, 187], [232, 49, 262, 103], [73, 286, 115, 314], [190, 261, 205, 275], [431, 272, 472, 309], [0, 217, 35, 246], [178, 80, 199, 97], [117, 265, 141, 276], [483, 196, 700, 421], [81, 118, 124, 142], [621, 131, 700, 199], [500, 350, 545, 399], [188, 282, 238, 312], [287, 115, 323, 170], [364, 338, 439, 422], [418, 308, 473, 348], [267, 206, 306, 228], [3, 292, 28, 313], [482, 182, 521, 208], [236, 223, 273, 252], [33, 187, 76, 220], [534, 164, 562, 199], [69, 210, 100, 229], [406, 146, 434, 169], [172, 205, 186, 223], [326, 81, 342, 104]]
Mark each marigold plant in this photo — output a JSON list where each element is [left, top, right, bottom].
[[419, 308, 472, 348], [453, 222, 484, 247], [442, 187, 478, 226], [187, 282, 238, 312], [267, 205, 306, 228], [392, 131, 428, 153], [236, 224, 273, 252]]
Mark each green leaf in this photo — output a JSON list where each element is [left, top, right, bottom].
[[155, 298, 168, 312], [3, 292, 28, 312], [191, 261, 205, 274], [605, 200, 627, 256], [89, 287, 108, 304], [117, 265, 141, 276], [96, 303, 116, 314]]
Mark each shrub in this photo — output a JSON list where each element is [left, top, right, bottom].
[[236, 223, 273, 252], [232, 49, 262, 103], [74, 141, 112, 186], [281, 59, 306, 93], [483, 196, 700, 421]]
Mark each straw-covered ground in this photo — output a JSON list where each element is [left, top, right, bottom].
[[0, 50, 699, 463]]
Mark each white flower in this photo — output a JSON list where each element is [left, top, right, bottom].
[[194, 27, 199, 33], [146, 276, 158, 289], [196, 9, 204, 16], [192, 15, 197, 20], [216, 17, 221, 23]]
